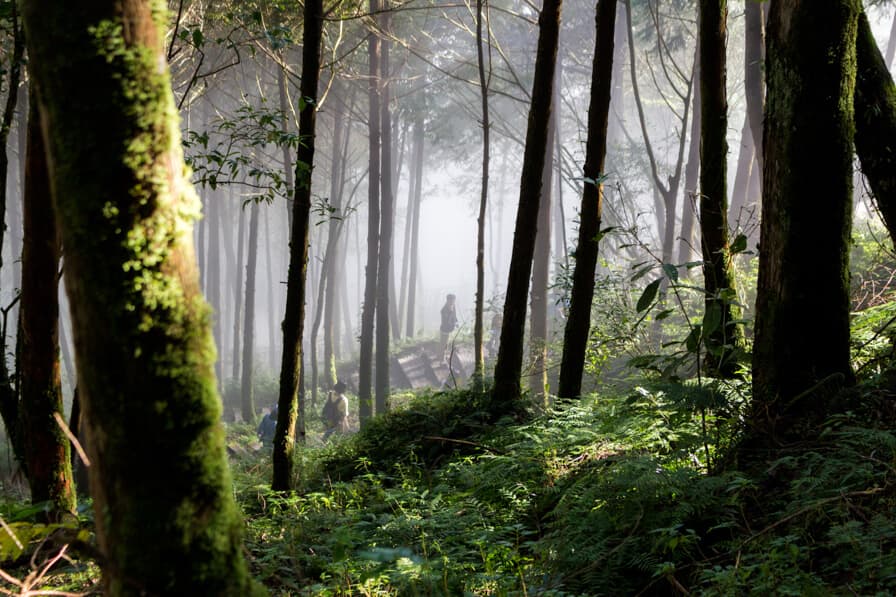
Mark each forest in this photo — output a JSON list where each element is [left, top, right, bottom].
[[0, 0, 895, 594]]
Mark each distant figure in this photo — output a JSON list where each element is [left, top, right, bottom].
[[440, 293, 458, 360], [322, 380, 350, 441], [257, 405, 278, 449], [487, 311, 503, 357]]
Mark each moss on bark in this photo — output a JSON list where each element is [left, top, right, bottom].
[[752, 0, 859, 442], [21, 3, 261, 594]]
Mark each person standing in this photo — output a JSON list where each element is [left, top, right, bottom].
[[322, 381, 350, 441], [440, 293, 458, 360]]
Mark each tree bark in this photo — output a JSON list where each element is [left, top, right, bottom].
[[751, 0, 858, 442], [359, 0, 381, 425], [855, 11, 896, 243], [474, 0, 490, 389], [273, 0, 323, 490], [206, 190, 222, 390], [699, 0, 743, 377], [557, 0, 617, 400], [241, 202, 259, 423], [21, 1, 259, 592], [744, 0, 764, 174], [0, 3, 23, 458], [19, 84, 76, 515], [677, 62, 701, 273], [376, 7, 394, 414], [405, 114, 424, 339], [528, 98, 555, 402], [493, 0, 563, 405]]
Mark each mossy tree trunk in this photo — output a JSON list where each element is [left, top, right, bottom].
[[557, 0, 617, 400], [493, 0, 562, 405], [751, 0, 859, 442], [273, 0, 322, 491], [19, 85, 76, 515], [855, 11, 896, 243], [698, 0, 743, 377], [21, 1, 260, 593]]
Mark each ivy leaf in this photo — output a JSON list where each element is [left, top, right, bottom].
[[637, 278, 662, 313]]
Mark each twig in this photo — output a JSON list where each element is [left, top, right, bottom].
[[53, 413, 89, 467], [422, 436, 505, 455]]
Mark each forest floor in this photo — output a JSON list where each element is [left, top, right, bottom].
[[0, 370, 894, 595]]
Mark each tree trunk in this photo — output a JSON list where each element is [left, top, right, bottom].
[[376, 8, 394, 415], [493, 0, 563, 406], [751, 0, 858, 442], [728, 112, 755, 229], [272, 0, 322, 491], [264, 208, 277, 371], [0, 4, 23, 458], [405, 115, 424, 339], [678, 64, 701, 272], [699, 0, 743, 377], [19, 85, 76, 515], [855, 11, 896, 243], [21, 0, 259, 591], [744, 0, 765, 174], [528, 100, 555, 403], [359, 0, 381, 425], [557, 0, 617, 400], [231, 196, 245, 385], [278, 59, 295, 232], [241, 202, 260, 423], [474, 0, 490, 389], [206, 190, 223, 390]]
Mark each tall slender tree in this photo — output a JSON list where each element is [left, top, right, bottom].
[[493, 0, 563, 405], [21, 0, 260, 592], [473, 0, 491, 390], [273, 0, 323, 490], [19, 86, 76, 515], [241, 201, 260, 423], [699, 0, 743, 377], [376, 4, 394, 414], [557, 0, 617, 400], [359, 0, 382, 424]]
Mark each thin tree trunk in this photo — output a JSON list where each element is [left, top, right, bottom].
[[358, 0, 381, 424], [264, 209, 276, 371], [557, 0, 616, 400], [0, 5, 24, 466], [398, 123, 416, 336], [493, 0, 563, 406], [678, 64, 701, 273], [405, 115, 424, 339], [376, 6, 394, 415], [207, 190, 223, 390], [699, 0, 743, 378], [278, 59, 295, 232], [886, 9, 896, 69], [729, 113, 754, 230], [231, 195, 245, 384], [272, 0, 323, 490], [528, 100, 555, 403], [241, 202, 260, 423], [744, 0, 764, 173], [19, 84, 76, 515], [474, 0, 490, 389]]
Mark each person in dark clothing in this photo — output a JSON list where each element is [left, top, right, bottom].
[[257, 406, 278, 449], [440, 293, 458, 360]]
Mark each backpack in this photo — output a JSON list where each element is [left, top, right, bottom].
[[322, 395, 336, 424]]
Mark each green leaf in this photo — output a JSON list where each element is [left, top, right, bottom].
[[662, 263, 679, 282], [730, 233, 748, 254], [685, 325, 702, 353], [192, 29, 205, 48], [655, 308, 675, 321], [637, 279, 662, 313], [703, 302, 722, 336]]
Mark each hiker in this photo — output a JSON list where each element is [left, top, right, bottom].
[[440, 293, 458, 360], [257, 405, 278, 449], [322, 380, 349, 441]]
